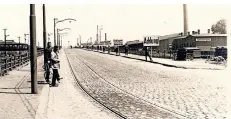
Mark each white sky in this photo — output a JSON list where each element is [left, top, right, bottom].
[[0, 4, 230, 47]]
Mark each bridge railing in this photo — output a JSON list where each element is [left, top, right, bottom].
[[0, 49, 43, 76]]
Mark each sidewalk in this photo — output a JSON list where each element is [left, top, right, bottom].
[[35, 49, 119, 119], [0, 55, 47, 119], [95, 50, 226, 70]]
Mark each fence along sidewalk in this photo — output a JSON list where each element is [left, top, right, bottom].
[[0, 50, 43, 76]]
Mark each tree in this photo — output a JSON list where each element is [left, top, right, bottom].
[[211, 19, 227, 34]]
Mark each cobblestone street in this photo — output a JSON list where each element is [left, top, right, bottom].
[[65, 49, 230, 119]]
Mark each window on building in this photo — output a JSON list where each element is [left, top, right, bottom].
[[192, 42, 196, 47]]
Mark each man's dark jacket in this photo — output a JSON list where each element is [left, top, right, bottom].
[[44, 47, 52, 63]]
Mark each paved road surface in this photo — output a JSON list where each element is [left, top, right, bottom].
[[65, 49, 230, 119]]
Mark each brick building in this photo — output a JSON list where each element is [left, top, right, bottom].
[[158, 33, 181, 52], [172, 33, 227, 58]]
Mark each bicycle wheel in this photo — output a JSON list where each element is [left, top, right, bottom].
[[49, 68, 53, 79]]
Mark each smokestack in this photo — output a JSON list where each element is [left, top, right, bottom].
[[198, 29, 200, 34], [105, 33, 107, 41], [208, 29, 210, 34], [183, 4, 188, 36]]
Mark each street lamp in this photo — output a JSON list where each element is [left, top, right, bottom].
[[18, 37, 21, 55], [43, 4, 47, 66], [24, 34, 29, 44], [3, 29, 10, 73], [57, 28, 71, 49], [54, 18, 76, 46], [58, 33, 68, 49], [3, 29, 8, 57]]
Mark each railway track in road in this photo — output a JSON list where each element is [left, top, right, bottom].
[[65, 49, 188, 119], [64, 50, 127, 119]]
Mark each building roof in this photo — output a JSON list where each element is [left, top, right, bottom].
[[143, 35, 159, 39], [211, 46, 227, 49], [172, 33, 227, 40], [159, 33, 181, 40], [173, 35, 188, 40], [190, 33, 228, 37], [125, 40, 143, 45]]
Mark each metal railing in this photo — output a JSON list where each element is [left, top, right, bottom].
[[0, 49, 43, 76]]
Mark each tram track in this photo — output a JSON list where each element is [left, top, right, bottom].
[[64, 49, 188, 119], [64, 49, 127, 119]]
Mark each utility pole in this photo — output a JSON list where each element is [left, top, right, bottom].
[[43, 4, 47, 65], [105, 33, 107, 41], [60, 35, 62, 48], [97, 25, 98, 43], [30, 4, 38, 94], [79, 35, 81, 46], [77, 38, 78, 46], [24, 34, 29, 43], [183, 4, 188, 36], [18, 36, 22, 64], [104, 33, 107, 46], [3, 29, 7, 72], [99, 28, 101, 42], [57, 29, 59, 48], [3, 29, 7, 57], [61, 38, 62, 48], [18, 37, 21, 55], [54, 18, 57, 46], [25, 34, 30, 54]]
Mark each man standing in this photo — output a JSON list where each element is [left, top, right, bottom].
[[125, 44, 129, 56], [44, 42, 52, 83], [108, 45, 110, 54], [144, 46, 153, 62], [50, 46, 60, 86]]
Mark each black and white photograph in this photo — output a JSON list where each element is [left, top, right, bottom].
[[0, 2, 230, 119]]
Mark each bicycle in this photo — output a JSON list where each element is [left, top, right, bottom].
[[205, 56, 227, 68], [43, 61, 53, 82]]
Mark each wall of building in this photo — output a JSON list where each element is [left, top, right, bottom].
[[172, 35, 227, 58], [195, 36, 227, 48]]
